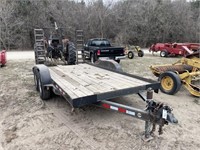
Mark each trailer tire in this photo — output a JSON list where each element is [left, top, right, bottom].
[[66, 42, 76, 65], [38, 74, 51, 100], [128, 51, 134, 59], [160, 50, 168, 57], [138, 50, 144, 57], [159, 71, 181, 95]]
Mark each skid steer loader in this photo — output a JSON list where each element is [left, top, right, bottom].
[[150, 51, 200, 97]]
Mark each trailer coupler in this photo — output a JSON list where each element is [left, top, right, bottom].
[[96, 89, 178, 141]]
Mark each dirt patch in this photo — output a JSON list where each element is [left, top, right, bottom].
[[0, 53, 200, 150]]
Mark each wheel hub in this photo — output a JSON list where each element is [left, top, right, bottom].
[[161, 76, 174, 91]]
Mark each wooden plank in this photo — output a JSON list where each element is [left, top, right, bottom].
[[52, 67, 99, 95], [50, 69, 86, 97], [49, 63, 152, 101], [57, 64, 142, 90], [70, 64, 147, 88], [57, 65, 117, 92], [79, 64, 149, 85], [49, 69, 88, 98], [49, 70, 78, 99], [57, 65, 129, 91]]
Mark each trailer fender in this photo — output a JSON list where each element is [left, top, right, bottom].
[[94, 59, 123, 72], [32, 64, 52, 85]]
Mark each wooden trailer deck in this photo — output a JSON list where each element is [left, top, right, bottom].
[[48, 63, 159, 107]]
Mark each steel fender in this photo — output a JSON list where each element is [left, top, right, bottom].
[[32, 64, 52, 85], [94, 59, 123, 72]]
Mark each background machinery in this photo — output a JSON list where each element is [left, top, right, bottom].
[[149, 43, 200, 57], [150, 51, 200, 97], [125, 45, 144, 59]]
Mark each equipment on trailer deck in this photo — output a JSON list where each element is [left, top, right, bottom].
[[125, 45, 144, 59], [150, 51, 200, 97], [33, 59, 178, 141], [0, 50, 6, 67]]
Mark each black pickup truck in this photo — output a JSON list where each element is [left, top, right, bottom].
[[83, 38, 125, 63]]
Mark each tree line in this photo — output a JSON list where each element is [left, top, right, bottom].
[[0, 0, 199, 50]]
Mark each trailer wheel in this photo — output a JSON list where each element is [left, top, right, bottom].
[[38, 75, 51, 100], [138, 50, 144, 57], [65, 42, 76, 65], [34, 70, 39, 91], [160, 50, 168, 57], [159, 71, 181, 95], [128, 51, 134, 59]]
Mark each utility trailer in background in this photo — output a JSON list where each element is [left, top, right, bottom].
[[32, 60, 178, 141]]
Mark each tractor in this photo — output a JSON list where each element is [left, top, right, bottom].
[[125, 45, 144, 59], [150, 51, 200, 97], [34, 22, 76, 65]]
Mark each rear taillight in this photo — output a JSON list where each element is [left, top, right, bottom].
[[97, 50, 101, 55]]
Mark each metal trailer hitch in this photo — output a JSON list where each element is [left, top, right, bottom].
[[98, 88, 178, 142]]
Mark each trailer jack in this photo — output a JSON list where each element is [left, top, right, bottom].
[[96, 89, 178, 142]]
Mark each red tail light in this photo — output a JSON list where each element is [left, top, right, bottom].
[[97, 50, 101, 55]]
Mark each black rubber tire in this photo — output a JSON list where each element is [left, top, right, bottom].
[[128, 51, 134, 59], [90, 53, 96, 63], [82, 50, 85, 61], [160, 50, 168, 57], [138, 50, 144, 57], [158, 71, 181, 95], [115, 59, 120, 63], [65, 42, 76, 65], [34, 69, 39, 91], [38, 74, 51, 100]]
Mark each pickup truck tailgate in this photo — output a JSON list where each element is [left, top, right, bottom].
[[100, 47, 124, 56]]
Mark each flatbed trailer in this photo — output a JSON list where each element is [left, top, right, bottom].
[[33, 61, 177, 141]]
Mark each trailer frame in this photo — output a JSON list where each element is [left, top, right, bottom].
[[32, 61, 178, 141]]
